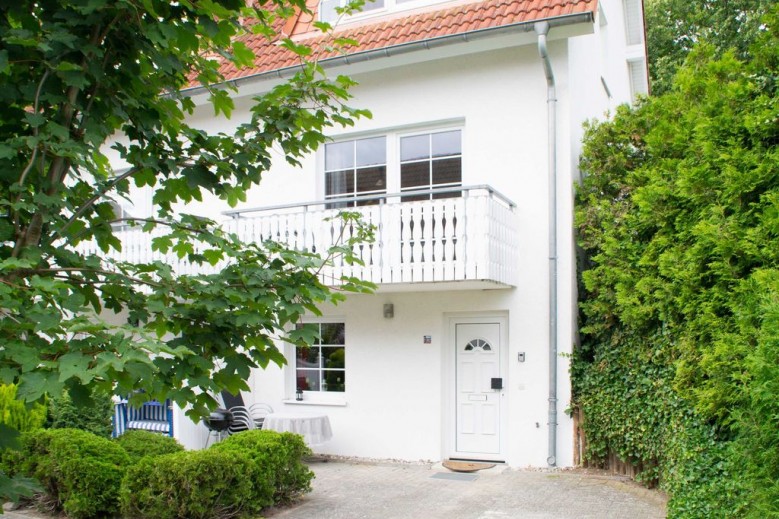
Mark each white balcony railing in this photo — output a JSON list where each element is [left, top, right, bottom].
[[223, 185, 518, 288], [87, 186, 518, 290]]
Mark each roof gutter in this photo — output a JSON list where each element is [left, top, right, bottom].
[[182, 11, 593, 96], [534, 20, 558, 468]]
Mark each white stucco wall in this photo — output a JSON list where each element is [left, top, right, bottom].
[[246, 290, 562, 466], [173, 38, 580, 467], [112, 6, 642, 467]]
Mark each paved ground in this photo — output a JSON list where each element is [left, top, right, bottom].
[[265, 460, 667, 519], [4, 459, 667, 519]]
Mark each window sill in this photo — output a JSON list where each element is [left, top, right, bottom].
[[281, 399, 348, 407]]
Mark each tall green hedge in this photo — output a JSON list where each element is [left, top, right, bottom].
[[574, 6, 778, 517]]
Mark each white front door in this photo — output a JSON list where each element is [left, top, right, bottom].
[[455, 321, 503, 457]]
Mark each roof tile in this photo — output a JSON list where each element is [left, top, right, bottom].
[[216, 0, 596, 82]]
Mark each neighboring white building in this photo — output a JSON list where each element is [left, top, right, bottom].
[[112, 0, 647, 467]]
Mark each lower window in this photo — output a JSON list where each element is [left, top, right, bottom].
[[295, 322, 346, 393]]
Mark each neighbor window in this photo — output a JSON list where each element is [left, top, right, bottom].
[[295, 322, 346, 393], [400, 129, 462, 201], [325, 136, 387, 208]]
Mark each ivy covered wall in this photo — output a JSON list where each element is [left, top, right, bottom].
[[573, 7, 779, 517]]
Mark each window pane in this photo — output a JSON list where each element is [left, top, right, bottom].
[[401, 135, 429, 162], [356, 166, 386, 194], [322, 347, 345, 369], [323, 371, 345, 392], [401, 162, 429, 188], [326, 170, 354, 197], [325, 200, 355, 209], [433, 190, 461, 200], [319, 0, 340, 22], [432, 158, 462, 185], [432, 130, 461, 157], [325, 141, 354, 171], [361, 0, 384, 11], [320, 322, 345, 345], [294, 323, 319, 344], [296, 369, 321, 391], [296, 346, 320, 368], [356, 137, 386, 167]]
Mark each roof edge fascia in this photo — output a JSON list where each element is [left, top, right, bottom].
[[182, 11, 594, 97]]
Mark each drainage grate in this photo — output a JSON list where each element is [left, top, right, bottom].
[[431, 472, 479, 482]]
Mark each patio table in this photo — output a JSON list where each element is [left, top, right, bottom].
[[263, 411, 332, 446]]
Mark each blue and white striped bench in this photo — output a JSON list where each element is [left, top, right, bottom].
[[113, 399, 174, 437]]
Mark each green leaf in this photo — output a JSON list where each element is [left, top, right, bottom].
[[231, 41, 255, 67], [210, 89, 234, 118], [58, 352, 93, 384], [0, 49, 8, 74], [0, 423, 20, 449], [24, 112, 46, 128], [29, 309, 62, 332], [0, 471, 42, 503]]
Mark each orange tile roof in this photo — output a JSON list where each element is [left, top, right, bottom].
[[218, 0, 596, 82]]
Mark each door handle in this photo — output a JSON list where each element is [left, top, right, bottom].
[[491, 377, 503, 390]]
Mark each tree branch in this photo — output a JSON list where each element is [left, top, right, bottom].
[[51, 166, 141, 242]]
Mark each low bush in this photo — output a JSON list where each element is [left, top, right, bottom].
[[47, 389, 115, 438], [19, 428, 130, 519], [120, 449, 256, 519], [213, 429, 313, 504], [116, 430, 184, 463]]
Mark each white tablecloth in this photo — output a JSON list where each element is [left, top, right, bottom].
[[263, 411, 333, 446]]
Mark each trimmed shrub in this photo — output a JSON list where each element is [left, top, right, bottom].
[[213, 429, 314, 505], [120, 449, 256, 519], [47, 389, 114, 438], [19, 428, 130, 519], [116, 430, 184, 464]]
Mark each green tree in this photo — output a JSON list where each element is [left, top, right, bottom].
[[575, 5, 778, 516], [645, 0, 772, 94], [0, 0, 373, 504]]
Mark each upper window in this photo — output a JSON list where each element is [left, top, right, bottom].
[[325, 136, 387, 208], [400, 130, 462, 201], [324, 127, 462, 204], [295, 322, 346, 393], [320, 0, 446, 23], [320, 0, 383, 23]]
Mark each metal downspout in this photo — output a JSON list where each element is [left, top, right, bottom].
[[535, 20, 558, 468]]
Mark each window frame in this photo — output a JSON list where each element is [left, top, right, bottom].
[[287, 318, 348, 404], [324, 136, 388, 208], [322, 125, 464, 204], [399, 128, 463, 201], [319, 0, 454, 25]]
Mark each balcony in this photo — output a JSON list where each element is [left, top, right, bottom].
[[90, 186, 518, 291], [224, 186, 517, 291]]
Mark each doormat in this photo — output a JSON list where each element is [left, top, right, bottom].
[[442, 460, 496, 473], [431, 472, 479, 482]]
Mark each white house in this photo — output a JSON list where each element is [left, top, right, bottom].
[[111, 0, 647, 468]]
